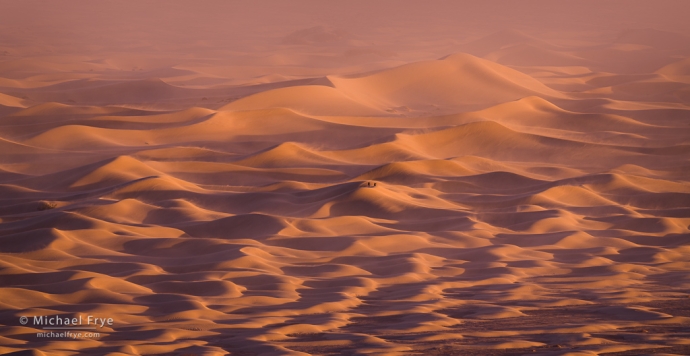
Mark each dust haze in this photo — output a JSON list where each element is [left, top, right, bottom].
[[1, 1, 689, 355]]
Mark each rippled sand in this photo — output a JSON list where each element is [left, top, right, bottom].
[[1, 1, 690, 355]]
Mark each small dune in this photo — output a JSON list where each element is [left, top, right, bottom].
[[1, 2, 689, 355]]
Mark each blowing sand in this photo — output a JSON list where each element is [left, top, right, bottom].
[[1, 1, 690, 355]]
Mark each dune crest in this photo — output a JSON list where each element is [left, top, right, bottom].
[[1, 2, 690, 355]]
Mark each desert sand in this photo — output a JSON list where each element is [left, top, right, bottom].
[[1, 1, 690, 355]]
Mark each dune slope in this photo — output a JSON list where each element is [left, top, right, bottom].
[[1, 11, 690, 355]]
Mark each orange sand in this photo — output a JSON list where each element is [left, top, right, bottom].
[[1, 1, 689, 355]]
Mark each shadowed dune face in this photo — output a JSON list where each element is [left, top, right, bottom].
[[1, 1, 690, 355]]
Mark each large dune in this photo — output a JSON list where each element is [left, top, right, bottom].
[[224, 54, 564, 115], [1, 1, 690, 355]]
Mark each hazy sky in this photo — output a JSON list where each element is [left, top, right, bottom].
[[1, 0, 689, 51]]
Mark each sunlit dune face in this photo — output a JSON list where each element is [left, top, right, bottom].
[[1, 1, 690, 355]]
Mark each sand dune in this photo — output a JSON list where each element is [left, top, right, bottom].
[[658, 57, 690, 77], [223, 53, 564, 115], [1, 2, 690, 355], [490, 47, 586, 69], [329, 54, 563, 108]]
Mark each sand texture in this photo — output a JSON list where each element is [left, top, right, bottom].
[[1, 1, 690, 355]]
